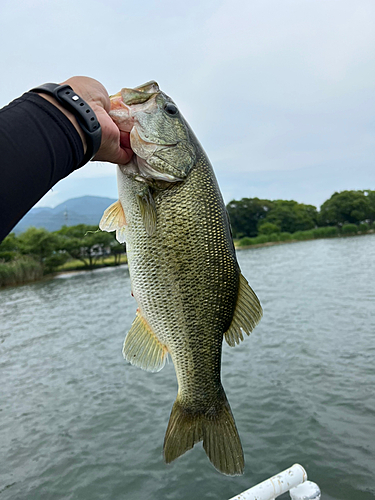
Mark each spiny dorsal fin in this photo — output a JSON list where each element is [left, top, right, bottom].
[[123, 309, 168, 372], [137, 188, 157, 236], [224, 273, 263, 347], [99, 200, 126, 232]]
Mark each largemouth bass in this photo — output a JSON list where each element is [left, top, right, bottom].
[[100, 81, 262, 475]]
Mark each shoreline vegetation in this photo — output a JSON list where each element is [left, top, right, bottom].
[[0, 224, 127, 289], [235, 224, 374, 249], [0, 254, 128, 289], [1, 189, 374, 289], [1, 227, 373, 290]]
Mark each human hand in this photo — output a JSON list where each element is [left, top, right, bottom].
[[61, 76, 133, 165]]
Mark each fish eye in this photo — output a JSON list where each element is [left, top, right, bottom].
[[164, 103, 178, 116]]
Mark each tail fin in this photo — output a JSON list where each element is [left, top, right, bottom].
[[163, 395, 244, 476]]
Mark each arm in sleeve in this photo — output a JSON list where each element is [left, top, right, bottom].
[[0, 92, 84, 241]]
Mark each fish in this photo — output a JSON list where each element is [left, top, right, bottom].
[[99, 81, 262, 475]]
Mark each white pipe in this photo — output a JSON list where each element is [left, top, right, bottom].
[[290, 480, 321, 500], [228, 464, 308, 500]]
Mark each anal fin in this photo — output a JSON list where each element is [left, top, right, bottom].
[[224, 273, 263, 347], [123, 309, 168, 372]]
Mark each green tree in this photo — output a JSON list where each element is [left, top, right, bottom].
[[319, 190, 371, 226], [364, 190, 375, 224], [17, 227, 60, 264], [258, 222, 280, 235], [263, 200, 318, 233], [226, 198, 274, 238], [57, 224, 116, 268], [110, 238, 126, 265], [0, 233, 20, 261]]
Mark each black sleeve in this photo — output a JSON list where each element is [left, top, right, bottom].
[[0, 92, 84, 241]]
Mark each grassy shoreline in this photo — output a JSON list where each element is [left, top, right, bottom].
[[0, 254, 128, 289], [234, 225, 374, 250], [57, 254, 127, 271], [234, 231, 373, 250], [1, 230, 373, 289]]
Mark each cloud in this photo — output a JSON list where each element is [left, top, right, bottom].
[[2, 0, 374, 210]]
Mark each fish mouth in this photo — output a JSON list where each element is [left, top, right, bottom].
[[110, 82, 182, 183], [109, 83, 160, 133], [115, 81, 160, 106], [109, 92, 133, 133]]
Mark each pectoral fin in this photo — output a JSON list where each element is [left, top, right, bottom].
[[116, 227, 127, 244], [224, 273, 263, 347], [99, 200, 126, 232], [123, 309, 168, 372], [137, 187, 157, 236]]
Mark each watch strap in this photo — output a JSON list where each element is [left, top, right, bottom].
[[30, 83, 102, 166]]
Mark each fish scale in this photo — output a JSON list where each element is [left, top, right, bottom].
[[100, 82, 262, 475]]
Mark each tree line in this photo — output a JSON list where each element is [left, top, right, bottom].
[[0, 224, 126, 287], [1, 189, 374, 287], [226, 190, 375, 238]]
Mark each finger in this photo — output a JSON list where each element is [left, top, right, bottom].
[[117, 147, 133, 165], [120, 131, 131, 150]]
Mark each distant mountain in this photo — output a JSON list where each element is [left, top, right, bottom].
[[14, 196, 116, 233]]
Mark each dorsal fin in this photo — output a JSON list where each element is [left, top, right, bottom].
[[224, 273, 263, 347]]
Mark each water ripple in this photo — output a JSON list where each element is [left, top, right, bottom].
[[0, 235, 374, 499]]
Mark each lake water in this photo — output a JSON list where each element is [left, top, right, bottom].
[[1, 235, 374, 500]]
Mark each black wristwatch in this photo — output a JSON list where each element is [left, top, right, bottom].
[[30, 83, 102, 166]]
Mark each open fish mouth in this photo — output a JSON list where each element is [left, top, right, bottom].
[[109, 83, 183, 183], [109, 81, 160, 133]]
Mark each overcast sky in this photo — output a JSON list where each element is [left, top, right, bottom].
[[1, 0, 374, 209]]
